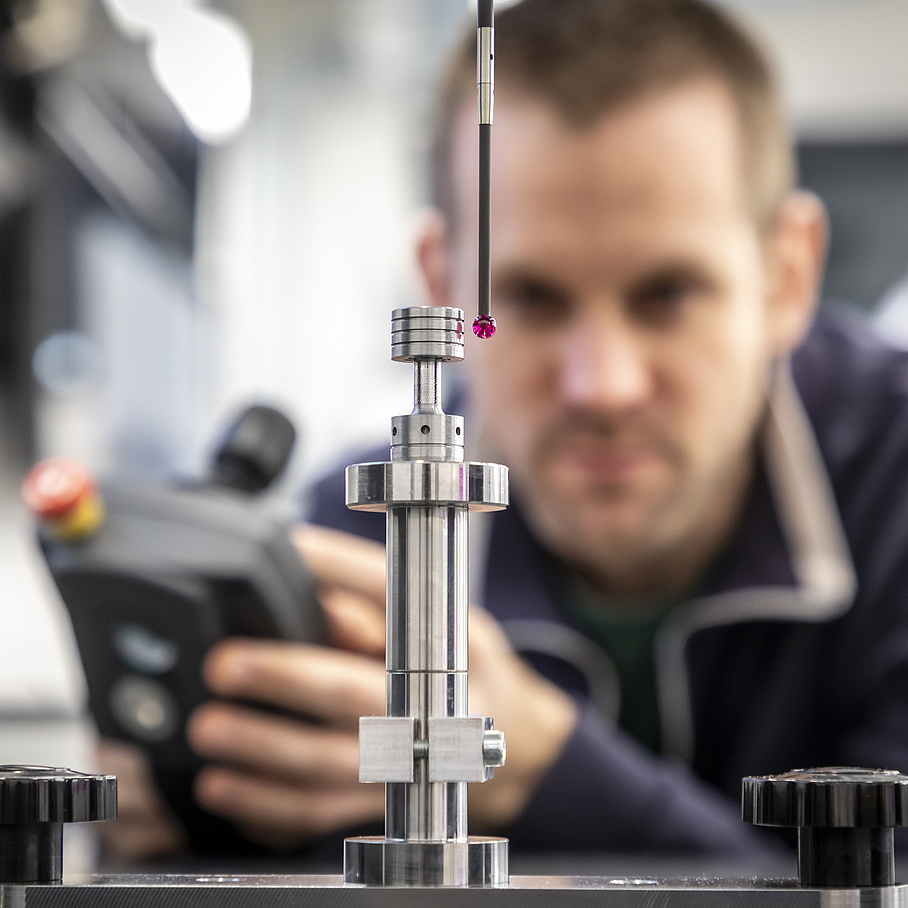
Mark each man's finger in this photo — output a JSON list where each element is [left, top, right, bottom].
[[320, 586, 386, 655], [203, 639, 385, 724], [187, 702, 361, 784], [94, 739, 187, 857], [293, 524, 385, 604], [194, 767, 385, 838]]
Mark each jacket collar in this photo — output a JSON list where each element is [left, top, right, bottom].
[[656, 360, 857, 759], [661, 359, 857, 630]]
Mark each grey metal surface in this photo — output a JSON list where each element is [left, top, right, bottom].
[[358, 718, 416, 784], [344, 838, 508, 887], [391, 307, 465, 363], [478, 27, 494, 125], [390, 412, 464, 463], [428, 717, 501, 783], [346, 462, 509, 511], [386, 505, 468, 672], [2, 875, 907, 907], [386, 672, 467, 717], [384, 501, 469, 841]]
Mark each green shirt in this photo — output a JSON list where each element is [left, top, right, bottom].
[[560, 577, 682, 754]]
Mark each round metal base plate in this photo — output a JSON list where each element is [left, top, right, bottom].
[[344, 835, 508, 887]]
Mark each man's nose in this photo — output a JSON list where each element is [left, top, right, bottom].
[[558, 315, 652, 412]]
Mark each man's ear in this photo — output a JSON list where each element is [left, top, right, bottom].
[[765, 190, 828, 355], [414, 208, 454, 308]]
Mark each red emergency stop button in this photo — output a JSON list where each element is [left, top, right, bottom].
[[22, 458, 104, 541]]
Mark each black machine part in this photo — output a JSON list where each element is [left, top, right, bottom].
[[743, 767, 908, 887], [0, 766, 116, 883], [209, 404, 297, 493]]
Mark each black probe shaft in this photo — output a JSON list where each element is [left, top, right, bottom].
[[479, 127, 491, 318], [477, 0, 494, 323]]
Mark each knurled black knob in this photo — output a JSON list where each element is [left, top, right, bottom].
[[743, 767, 908, 888], [0, 765, 117, 883]]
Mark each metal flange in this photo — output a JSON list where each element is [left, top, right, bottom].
[[346, 461, 508, 512], [344, 836, 508, 887]]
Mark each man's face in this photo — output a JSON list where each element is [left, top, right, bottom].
[[436, 80, 811, 594]]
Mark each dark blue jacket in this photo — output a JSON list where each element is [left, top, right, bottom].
[[305, 309, 908, 856]]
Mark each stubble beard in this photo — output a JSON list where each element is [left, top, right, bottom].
[[510, 418, 752, 599]]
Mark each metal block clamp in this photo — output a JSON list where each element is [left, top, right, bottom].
[[343, 306, 509, 887]]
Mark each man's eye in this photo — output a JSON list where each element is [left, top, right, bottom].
[[640, 279, 693, 305], [495, 279, 567, 316], [630, 276, 705, 321]]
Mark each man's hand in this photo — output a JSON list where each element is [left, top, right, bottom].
[[186, 527, 387, 850], [467, 605, 578, 830], [95, 738, 188, 862], [186, 524, 577, 845]]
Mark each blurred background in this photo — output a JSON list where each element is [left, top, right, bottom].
[[0, 0, 907, 803]]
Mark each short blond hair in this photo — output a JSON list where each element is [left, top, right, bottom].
[[432, 0, 794, 231]]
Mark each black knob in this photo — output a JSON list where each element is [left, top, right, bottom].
[[0, 765, 117, 883], [743, 767, 908, 888], [210, 405, 297, 493]]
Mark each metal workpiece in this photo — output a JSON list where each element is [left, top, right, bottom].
[[344, 306, 509, 886]]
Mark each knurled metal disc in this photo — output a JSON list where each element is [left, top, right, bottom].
[[391, 306, 465, 363], [742, 767, 908, 829], [0, 765, 117, 824]]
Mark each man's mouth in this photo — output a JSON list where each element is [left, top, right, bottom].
[[552, 443, 656, 476], [541, 431, 666, 483]]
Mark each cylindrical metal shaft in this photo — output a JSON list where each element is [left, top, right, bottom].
[[413, 361, 442, 415], [386, 505, 468, 673], [386, 503, 469, 842]]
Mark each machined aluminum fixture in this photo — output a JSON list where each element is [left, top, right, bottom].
[[343, 306, 509, 887]]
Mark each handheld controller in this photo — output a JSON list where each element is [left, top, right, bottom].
[[22, 405, 326, 853]]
